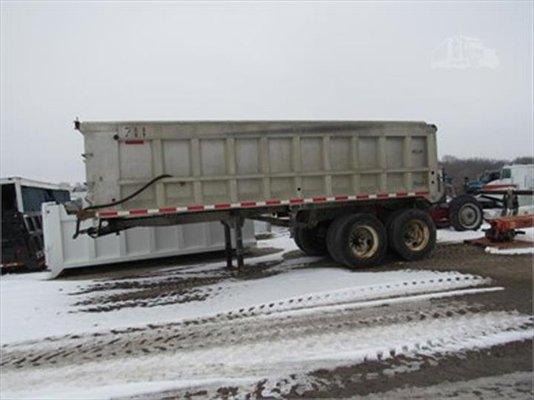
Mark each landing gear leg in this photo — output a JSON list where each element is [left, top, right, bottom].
[[221, 220, 233, 269], [234, 216, 244, 270], [221, 215, 245, 270]]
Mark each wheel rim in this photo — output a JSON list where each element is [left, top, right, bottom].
[[403, 219, 430, 252], [348, 225, 379, 259], [458, 204, 481, 229]]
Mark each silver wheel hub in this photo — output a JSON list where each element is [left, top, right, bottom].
[[349, 226, 379, 259], [458, 204, 481, 229], [403, 219, 430, 251]]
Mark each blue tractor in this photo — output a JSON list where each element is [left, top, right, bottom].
[[464, 170, 501, 194]]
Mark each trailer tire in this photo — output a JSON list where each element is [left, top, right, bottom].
[[388, 209, 436, 261], [384, 208, 405, 252], [335, 214, 387, 268], [293, 225, 328, 256], [326, 216, 349, 263], [449, 195, 483, 231]]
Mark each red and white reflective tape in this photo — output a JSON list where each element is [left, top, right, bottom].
[[96, 191, 429, 219], [482, 184, 517, 191]]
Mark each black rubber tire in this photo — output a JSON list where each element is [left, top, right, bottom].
[[384, 208, 406, 252], [388, 208, 436, 261], [385, 209, 405, 233], [293, 225, 328, 256], [335, 214, 388, 268], [449, 195, 483, 232], [326, 216, 349, 263]]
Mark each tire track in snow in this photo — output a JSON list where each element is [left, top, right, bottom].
[[1, 268, 531, 399], [73, 271, 489, 313], [1, 271, 490, 352], [1, 310, 532, 399], [0, 297, 504, 369]]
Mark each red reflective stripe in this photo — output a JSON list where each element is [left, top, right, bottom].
[[159, 207, 177, 213], [130, 209, 148, 216], [484, 184, 517, 189], [96, 190, 437, 219], [123, 140, 145, 145], [99, 211, 118, 217], [266, 199, 281, 205]]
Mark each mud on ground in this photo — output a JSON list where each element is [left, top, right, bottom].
[[130, 244, 533, 399], [1, 241, 532, 399]]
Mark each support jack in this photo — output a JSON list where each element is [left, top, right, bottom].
[[221, 216, 245, 270]]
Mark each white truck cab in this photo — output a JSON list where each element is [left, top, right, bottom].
[[483, 164, 534, 210], [484, 164, 533, 191]]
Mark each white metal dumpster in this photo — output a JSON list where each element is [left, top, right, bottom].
[[42, 203, 255, 278]]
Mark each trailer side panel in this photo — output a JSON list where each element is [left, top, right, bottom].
[[78, 121, 440, 213]]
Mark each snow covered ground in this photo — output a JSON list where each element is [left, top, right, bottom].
[[0, 229, 506, 345], [485, 246, 534, 255], [2, 310, 530, 399], [1, 228, 532, 399], [0, 256, 493, 344]]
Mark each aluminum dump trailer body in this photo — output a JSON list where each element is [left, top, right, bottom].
[[78, 121, 440, 213]]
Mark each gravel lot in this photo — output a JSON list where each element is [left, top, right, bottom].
[[1, 230, 532, 399]]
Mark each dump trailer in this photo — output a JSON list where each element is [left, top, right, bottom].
[[73, 120, 441, 268]]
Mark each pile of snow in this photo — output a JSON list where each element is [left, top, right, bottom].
[[485, 246, 534, 255]]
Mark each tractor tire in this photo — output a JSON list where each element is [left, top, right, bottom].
[[449, 195, 483, 232], [333, 214, 388, 268], [388, 208, 436, 261], [293, 224, 328, 256]]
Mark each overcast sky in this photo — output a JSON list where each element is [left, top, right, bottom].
[[1, 1, 532, 183]]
